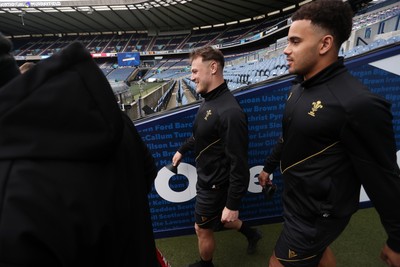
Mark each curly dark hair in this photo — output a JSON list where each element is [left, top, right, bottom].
[[189, 45, 225, 69], [291, 0, 354, 49]]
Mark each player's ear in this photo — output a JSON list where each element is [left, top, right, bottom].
[[210, 60, 218, 75], [320, 34, 333, 55]]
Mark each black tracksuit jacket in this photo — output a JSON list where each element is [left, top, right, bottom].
[[0, 42, 160, 266], [263, 58, 400, 252], [178, 82, 249, 211]]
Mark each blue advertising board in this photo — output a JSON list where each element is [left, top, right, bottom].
[[134, 44, 400, 238], [117, 52, 140, 67]]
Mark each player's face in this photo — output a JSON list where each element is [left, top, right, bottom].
[[190, 57, 214, 94], [284, 20, 325, 80]]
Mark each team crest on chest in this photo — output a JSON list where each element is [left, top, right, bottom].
[[204, 109, 212, 120], [308, 100, 323, 117]]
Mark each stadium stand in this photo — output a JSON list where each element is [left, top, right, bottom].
[[8, 0, 400, 119]]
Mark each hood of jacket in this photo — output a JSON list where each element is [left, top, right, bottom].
[[0, 42, 123, 160]]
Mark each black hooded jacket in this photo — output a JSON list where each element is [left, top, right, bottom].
[[0, 42, 159, 266]]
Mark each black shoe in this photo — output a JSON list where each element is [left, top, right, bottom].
[[186, 260, 214, 267], [247, 228, 262, 255]]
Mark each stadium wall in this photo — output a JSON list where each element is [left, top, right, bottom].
[[135, 39, 400, 239]]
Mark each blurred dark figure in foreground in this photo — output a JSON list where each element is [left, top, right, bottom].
[[0, 34, 160, 267], [0, 32, 20, 86]]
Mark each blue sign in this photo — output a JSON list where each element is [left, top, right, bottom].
[[117, 52, 140, 66]]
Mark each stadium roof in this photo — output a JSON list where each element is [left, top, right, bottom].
[[0, 0, 309, 37]]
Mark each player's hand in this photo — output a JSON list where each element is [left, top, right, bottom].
[[172, 151, 182, 167], [258, 170, 272, 187], [381, 244, 400, 267], [221, 207, 239, 223]]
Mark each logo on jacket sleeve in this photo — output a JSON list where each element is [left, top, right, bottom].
[[204, 109, 212, 120], [308, 100, 323, 117], [288, 249, 298, 258]]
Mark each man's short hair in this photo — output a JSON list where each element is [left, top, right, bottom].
[[291, 0, 354, 49], [189, 45, 225, 69]]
